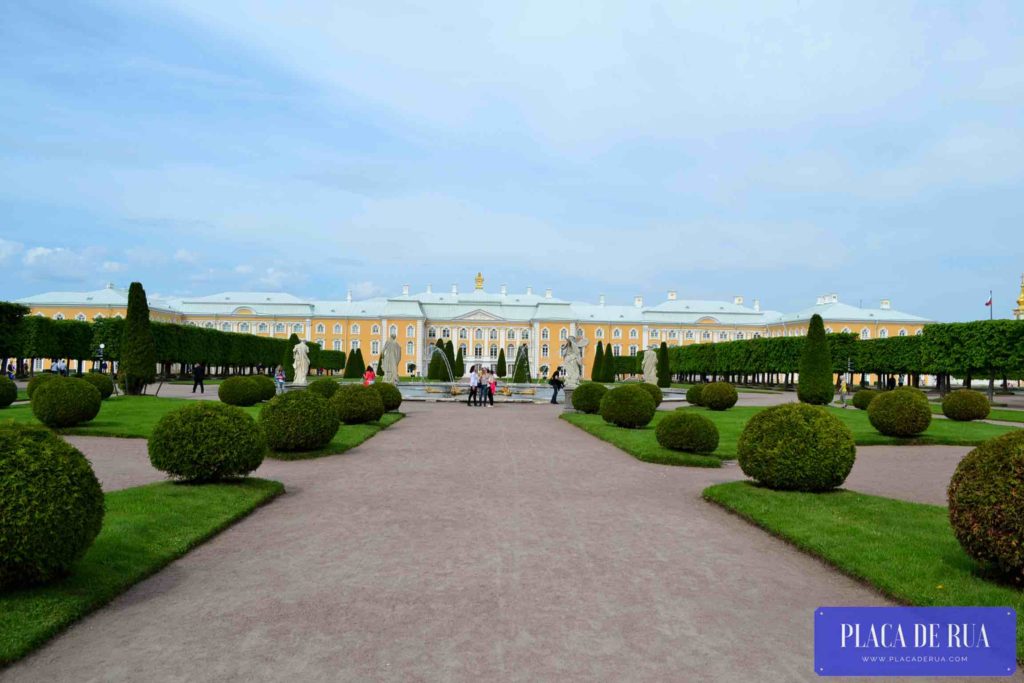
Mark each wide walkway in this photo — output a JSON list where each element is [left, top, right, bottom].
[[2, 403, 988, 682]]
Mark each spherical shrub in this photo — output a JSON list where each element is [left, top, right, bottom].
[[82, 372, 114, 399], [942, 389, 990, 422], [259, 391, 339, 452], [636, 383, 663, 408], [738, 403, 856, 491], [0, 376, 16, 408], [330, 384, 385, 424], [250, 374, 277, 402], [686, 384, 704, 406], [868, 387, 931, 437], [0, 423, 104, 589], [851, 389, 877, 410], [656, 412, 719, 453], [26, 372, 57, 399], [308, 377, 340, 400], [701, 382, 738, 411], [948, 431, 1024, 581], [149, 402, 266, 481], [370, 382, 403, 412], [218, 376, 261, 406], [31, 377, 102, 428], [571, 382, 607, 413], [599, 385, 656, 428]]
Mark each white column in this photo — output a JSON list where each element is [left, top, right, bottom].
[[415, 318, 424, 377], [304, 318, 311, 341], [532, 321, 541, 376], [642, 324, 649, 349]]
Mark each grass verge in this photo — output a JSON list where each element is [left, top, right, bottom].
[[560, 412, 722, 467], [0, 478, 283, 666], [703, 481, 1024, 661], [268, 412, 404, 460], [929, 403, 1024, 424]]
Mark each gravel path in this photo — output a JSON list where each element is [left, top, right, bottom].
[[4, 404, 989, 682]]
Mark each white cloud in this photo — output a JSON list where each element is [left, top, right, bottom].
[[234, 264, 254, 274], [21, 246, 107, 282], [174, 248, 199, 264], [258, 267, 306, 289], [347, 281, 381, 299], [101, 261, 125, 272], [0, 238, 23, 263]]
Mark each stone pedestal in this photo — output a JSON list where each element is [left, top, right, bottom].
[[283, 382, 307, 393], [562, 388, 574, 411]]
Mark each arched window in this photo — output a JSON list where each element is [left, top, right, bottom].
[[258, 322, 268, 333], [333, 340, 341, 351], [292, 323, 302, 333], [351, 323, 360, 334], [521, 329, 530, 340], [489, 346, 498, 359], [507, 330, 516, 340], [719, 331, 728, 340], [114, 314, 123, 319], [669, 330, 678, 339], [915, 329, 923, 336], [333, 324, 342, 334], [406, 325, 414, 337], [753, 332, 761, 339], [475, 344, 483, 357], [879, 328, 889, 339], [490, 328, 498, 340], [507, 343, 515, 357], [825, 327, 833, 334], [240, 323, 250, 333], [371, 340, 380, 355], [861, 328, 870, 339], [702, 331, 711, 340], [475, 328, 484, 340], [387, 325, 396, 337], [204, 322, 214, 329], [94, 313, 104, 320], [736, 332, 744, 340], [276, 323, 285, 333], [371, 324, 380, 335], [686, 330, 694, 339], [898, 328, 907, 337], [612, 328, 621, 339], [595, 329, 604, 339], [629, 345, 638, 355], [222, 322, 232, 332], [351, 340, 360, 350], [441, 328, 451, 338], [541, 344, 549, 357], [612, 344, 621, 356], [841, 327, 850, 334], [428, 327, 436, 338], [316, 338, 324, 347], [541, 328, 550, 340], [53, 313, 64, 320], [459, 328, 468, 339], [316, 323, 325, 334], [459, 343, 467, 356], [629, 328, 638, 339], [75, 313, 86, 321], [559, 328, 568, 340]]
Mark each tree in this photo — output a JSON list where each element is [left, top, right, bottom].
[[592, 341, 604, 381], [798, 314, 834, 404], [512, 344, 531, 382], [282, 334, 300, 382], [120, 282, 156, 394], [0, 302, 29, 367], [601, 345, 617, 382], [657, 341, 671, 387]]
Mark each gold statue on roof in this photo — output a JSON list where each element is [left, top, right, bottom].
[[475, 272, 484, 290]]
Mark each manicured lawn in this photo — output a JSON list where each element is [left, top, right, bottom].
[[16, 389, 27, 402], [703, 481, 1024, 661], [0, 478, 283, 665], [268, 412, 404, 460], [929, 403, 1024, 424], [560, 412, 723, 468]]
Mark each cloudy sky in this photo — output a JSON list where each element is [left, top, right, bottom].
[[1, 1, 1022, 320]]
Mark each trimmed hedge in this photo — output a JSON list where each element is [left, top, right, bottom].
[[737, 403, 856, 491], [599, 385, 656, 428], [308, 377, 340, 400], [868, 387, 931, 437], [948, 431, 1024, 581], [851, 388, 877, 410], [636, 383, 663, 408], [30, 377, 102, 428], [330, 384, 384, 424], [0, 424, 104, 589], [371, 382, 403, 412], [250, 374, 277, 402], [259, 391, 339, 452], [0, 376, 16, 408], [148, 402, 266, 481], [218, 376, 262, 407], [26, 372, 57, 400], [701, 382, 738, 411], [686, 384, 704, 406], [81, 372, 114, 400], [571, 382, 608, 414], [941, 389, 990, 422], [656, 412, 719, 453]]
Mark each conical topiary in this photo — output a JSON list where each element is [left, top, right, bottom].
[[512, 345, 531, 382], [657, 341, 671, 388], [120, 282, 156, 394], [495, 348, 506, 377], [592, 341, 604, 381], [283, 334, 300, 382], [798, 314, 834, 405]]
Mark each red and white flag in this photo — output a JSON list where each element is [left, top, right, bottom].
[[985, 296, 992, 307]]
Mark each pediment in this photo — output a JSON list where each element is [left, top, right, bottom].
[[696, 316, 720, 324], [452, 308, 506, 322]]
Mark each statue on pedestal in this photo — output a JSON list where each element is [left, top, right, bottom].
[[292, 340, 310, 385], [642, 346, 658, 384], [381, 334, 402, 385], [560, 329, 589, 390]]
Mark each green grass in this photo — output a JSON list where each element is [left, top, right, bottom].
[[929, 403, 1024, 424], [703, 481, 1024, 661], [268, 412, 404, 460], [560, 412, 723, 468], [0, 478, 283, 665], [15, 389, 27, 402]]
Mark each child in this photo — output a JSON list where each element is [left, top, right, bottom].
[[363, 365, 376, 386], [274, 365, 286, 394]]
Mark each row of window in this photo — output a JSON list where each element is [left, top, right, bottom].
[[429, 327, 533, 341]]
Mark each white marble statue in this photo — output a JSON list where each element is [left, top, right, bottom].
[[560, 330, 589, 390], [292, 339, 310, 385], [381, 334, 402, 385], [642, 346, 658, 384]]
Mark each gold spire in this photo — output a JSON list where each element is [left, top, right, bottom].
[[1017, 273, 1024, 308], [475, 272, 484, 290]]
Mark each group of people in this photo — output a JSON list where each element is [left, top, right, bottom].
[[467, 365, 497, 406]]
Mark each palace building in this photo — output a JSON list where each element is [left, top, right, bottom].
[[15, 274, 931, 377]]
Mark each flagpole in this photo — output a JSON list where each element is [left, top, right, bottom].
[[990, 290, 993, 321]]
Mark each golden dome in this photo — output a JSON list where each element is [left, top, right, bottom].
[[475, 272, 484, 290], [1017, 273, 1024, 307]]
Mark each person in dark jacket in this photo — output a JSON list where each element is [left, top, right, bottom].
[[193, 362, 206, 394], [549, 367, 564, 404]]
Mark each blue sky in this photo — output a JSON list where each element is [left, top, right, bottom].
[[1, 1, 1022, 320]]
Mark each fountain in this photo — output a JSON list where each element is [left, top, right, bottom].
[[424, 345, 460, 395]]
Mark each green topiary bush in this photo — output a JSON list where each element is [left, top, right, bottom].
[[330, 384, 385, 424], [26, 372, 57, 399], [250, 374, 277, 402], [81, 372, 114, 400], [258, 391, 339, 452], [656, 412, 719, 453], [599, 385, 656, 428], [148, 402, 266, 481], [0, 424, 104, 589], [31, 377, 102, 428], [942, 389, 990, 422], [0, 376, 16, 408], [738, 403, 856, 491], [571, 382, 608, 413], [701, 382, 738, 411], [370, 382, 403, 412], [868, 387, 931, 437], [686, 384, 704, 406], [218, 376, 262, 406], [851, 388, 877, 410], [948, 431, 1024, 582], [308, 377, 340, 400], [636, 382, 663, 408], [797, 314, 834, 405]]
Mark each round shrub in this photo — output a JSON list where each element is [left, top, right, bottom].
[[636, 383, 663, 408], [0, 424, 104, 589], [948, 431, 1024, 581], [656, 412, 719, 453], [701, 382, 738, 411], [738, 403, 856, 491], [308, 377, 340, 400], [851, 388, 877, 410], [82, 372, 114, 399], [218, 376, 261, 406], [0, 376, 16, 408], [868, 387, 931, 437], [148, 402, 266, 481], [250, 374, 277, 402], [31, 377, 102, 428], [942, 389, 990, 422], [571, 382, 608, 414], [370, 382, 403, 412], [686, 384, 704, 406], [258, 391, 339, 452], [599, 385, 656, 428], [330, 384, 385, 424], [26, 372, 57, 399]]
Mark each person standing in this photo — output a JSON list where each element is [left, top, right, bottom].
[[468, 365, 479, 406], [488, 370, 497, 407], [549, 368, 564, 404], [274, 365, 286, 394], [363, 365, 376, 386], [192, 362, 206, 394], [839, 377, 848, 408]]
